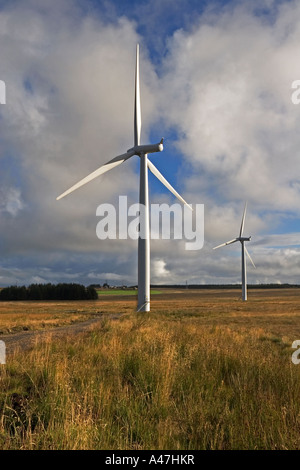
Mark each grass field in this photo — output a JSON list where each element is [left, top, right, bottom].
[[1, 288, 300, 449], [0, 301, 103, 335], [97, 289, 162, 296]]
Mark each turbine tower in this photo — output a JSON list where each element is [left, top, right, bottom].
[[57, 44, 191, 312], [213, 202, 255, 301]]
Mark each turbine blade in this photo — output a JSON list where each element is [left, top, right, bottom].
[[56, 151, 135, 200], [213, 238, 239, 250], [245, 245, 256, 268], [239, 201, 247, 237], [147, 159, 192, 210], [134, 44, 141, 146]]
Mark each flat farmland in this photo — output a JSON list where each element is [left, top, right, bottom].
[[2, 288, 300, 338], [1, 288, 300, 450], [99, 288, 300, 338], [0, 301, 104, 335]]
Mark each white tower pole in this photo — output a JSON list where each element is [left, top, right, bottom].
[[138, 152, 150, 312], [241, 241, 247, 301]]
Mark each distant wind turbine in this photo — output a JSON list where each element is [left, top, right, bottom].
[[213, 202, 255, 301], [57, 44, 192, 312]]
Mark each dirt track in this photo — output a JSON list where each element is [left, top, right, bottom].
[[1, 314, 122, 355]]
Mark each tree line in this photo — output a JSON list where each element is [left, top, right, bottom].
[[0, 283, 98, 301]]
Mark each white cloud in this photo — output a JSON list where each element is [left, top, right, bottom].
[[151, 258, 170, 282], [0, 188, 25, 216], [0, 0, 300, 286], [160, 1, 300, 214]]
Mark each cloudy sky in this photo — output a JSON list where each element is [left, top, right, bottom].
[[1, 0, 300, 287]]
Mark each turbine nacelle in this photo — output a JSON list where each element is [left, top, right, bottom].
[[239, 236, 251, 242], [127, 138, 164, 156]]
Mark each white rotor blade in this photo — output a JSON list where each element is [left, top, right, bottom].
[[239, 201, 247, 237], [245, 245, 256, 268], [134, 44, 141, 146], [56, 151, 135, 200], [213, 238, 238, 250], [147, 159, 192, 210]]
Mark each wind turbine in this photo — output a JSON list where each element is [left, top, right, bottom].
[[57, 44, 191, 312], [213, 202, 255, 301]]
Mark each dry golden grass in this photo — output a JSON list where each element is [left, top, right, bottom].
[[0, 300, 105, 334], [0, 288, 300, 450], [2, 288, 300, 338]]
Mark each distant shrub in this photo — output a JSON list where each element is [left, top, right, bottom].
[[0, 283, 98, 301]]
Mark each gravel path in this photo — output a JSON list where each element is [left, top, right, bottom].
[[1, 314, 122, 355]]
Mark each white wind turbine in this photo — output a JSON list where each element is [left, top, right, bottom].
[[57, 44, 192, 312], [213, 202, 255, 301]]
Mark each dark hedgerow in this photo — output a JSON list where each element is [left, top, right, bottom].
[[0, 283, 98, 301]]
